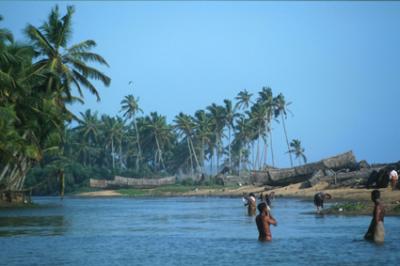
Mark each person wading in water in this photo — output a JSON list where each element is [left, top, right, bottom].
[[244, 193, 257, 216], [364, 189, 385, 243], [314, 192, 332, 213], [255, 202, 277, 242]]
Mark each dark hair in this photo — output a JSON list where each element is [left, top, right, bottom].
[[257, 202, 267, 213], [371, 189, 380, 201], [250, 193, 256, 198]]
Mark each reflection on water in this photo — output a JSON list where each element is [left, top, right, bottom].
[[0, 196, 399, 266], [0, 216, 66, 237]]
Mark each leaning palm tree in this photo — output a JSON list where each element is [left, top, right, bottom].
[[120, 94, 143, 171], [288, 139, 307, 166], [274, 93, 294, 167], [174, 112, 200, 175], [144, 112, 172, 171], [25, 5, 110, 101]]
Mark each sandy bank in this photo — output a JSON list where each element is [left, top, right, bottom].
[[79, 190, 122, 197]]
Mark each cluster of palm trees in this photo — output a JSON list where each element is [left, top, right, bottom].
[[0, 6, 110, 191], [64, 86, 307, 182], [1, 5, 307, 194]]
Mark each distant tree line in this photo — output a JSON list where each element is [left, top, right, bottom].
[[0, 5, 306, 195]]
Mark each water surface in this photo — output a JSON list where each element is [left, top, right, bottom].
[[0, 197, 399, 265]]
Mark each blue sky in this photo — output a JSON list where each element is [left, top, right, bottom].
[[1, 1, 399, 166]]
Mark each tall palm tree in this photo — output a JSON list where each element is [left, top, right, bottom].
[[274, 93, 294, 167], [194, 110, 212, 174], [247, 103, 266, 170], [174, 112, 200, 175], [75, 109, 99, 144], [101, 115, 124, 170], [223, 99, 238, 172], [235, 89, 253, 110], [144, 112, 172, 171], [25, 5, 110, 101], [257, 87, 275, 167], [288, 139, 307, 166], [120, 94, 143, 171], [206, 103, 225, 172], [233, 114, 252, 173]]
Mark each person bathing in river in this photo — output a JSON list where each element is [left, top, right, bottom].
[[364, 189, 385, 243], [256, 202, 277, 241], [244, 193, 257, 216], [314, 192, 332, 213]]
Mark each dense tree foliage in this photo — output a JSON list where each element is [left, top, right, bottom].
[[0, 6, 110, 193]]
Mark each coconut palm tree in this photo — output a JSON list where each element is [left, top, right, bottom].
[[235, 89, 253, 110], [25, 5, 110, 101], [274, 93, 294, 167], [223, 99, 238, 172], [100, 115, 124, 170], [143, 112, 172, 171], [288, 139, 307, 165], [174, 112, 200, 175], [194, 110, 212, 173], [206, 103, 226, 172], [120, 94, 143, 171], [257, 87, 275, 167], [232, 114, 252, 173], [247, 103, 267, 170]]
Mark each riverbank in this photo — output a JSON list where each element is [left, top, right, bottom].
[[77, 181, 400, 215]]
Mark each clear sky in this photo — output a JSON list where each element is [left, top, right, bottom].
[[1, 1, 399, 166]]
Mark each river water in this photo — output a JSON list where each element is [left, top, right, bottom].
[[0, 197, 399, 265]]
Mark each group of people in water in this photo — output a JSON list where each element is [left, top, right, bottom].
[[243, 189, 386, 244]]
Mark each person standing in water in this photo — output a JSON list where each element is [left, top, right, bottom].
[[364, 189, 385, 243], [255, 202, 277, 241], [314, 192, 332, 213], [389, 168, 398, 190], [244, 193, 257, 216]]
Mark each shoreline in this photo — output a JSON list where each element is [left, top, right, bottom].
[[76, 181, 400, 215]]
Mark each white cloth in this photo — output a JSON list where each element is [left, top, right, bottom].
[[390, 170, 398, 180]]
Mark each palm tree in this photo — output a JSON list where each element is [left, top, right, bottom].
[[143, 112, 172, 171], [235, 89, 253, 110], [101, 115, 124, 170], [257, 87, 275, 167], [247, 103, 266, 170], [174, 112, 200, 175], [206, 103, 225, 172], [274, 93, 294, 167], [288, 139, 307, 166], [194, 110, 212, 174], [223, 99, 238, 172], [120, 94, 143, 171], [25, 5, 110, 102], [233, 114, 252, 173]]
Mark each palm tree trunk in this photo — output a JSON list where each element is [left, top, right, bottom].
[[270, 133, 275, 167], [256, 128, 261, 170], [0, 162, 11, 183], [133, 119, 142, 172], [154, 134, 165, 170], [228, 126, 231, 172], [282, 115, 293, 167], [187, 138, 194, 175], [111, 137, 115, 170], [189, 138, 200, 173], [238, 148, 242, 175]]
